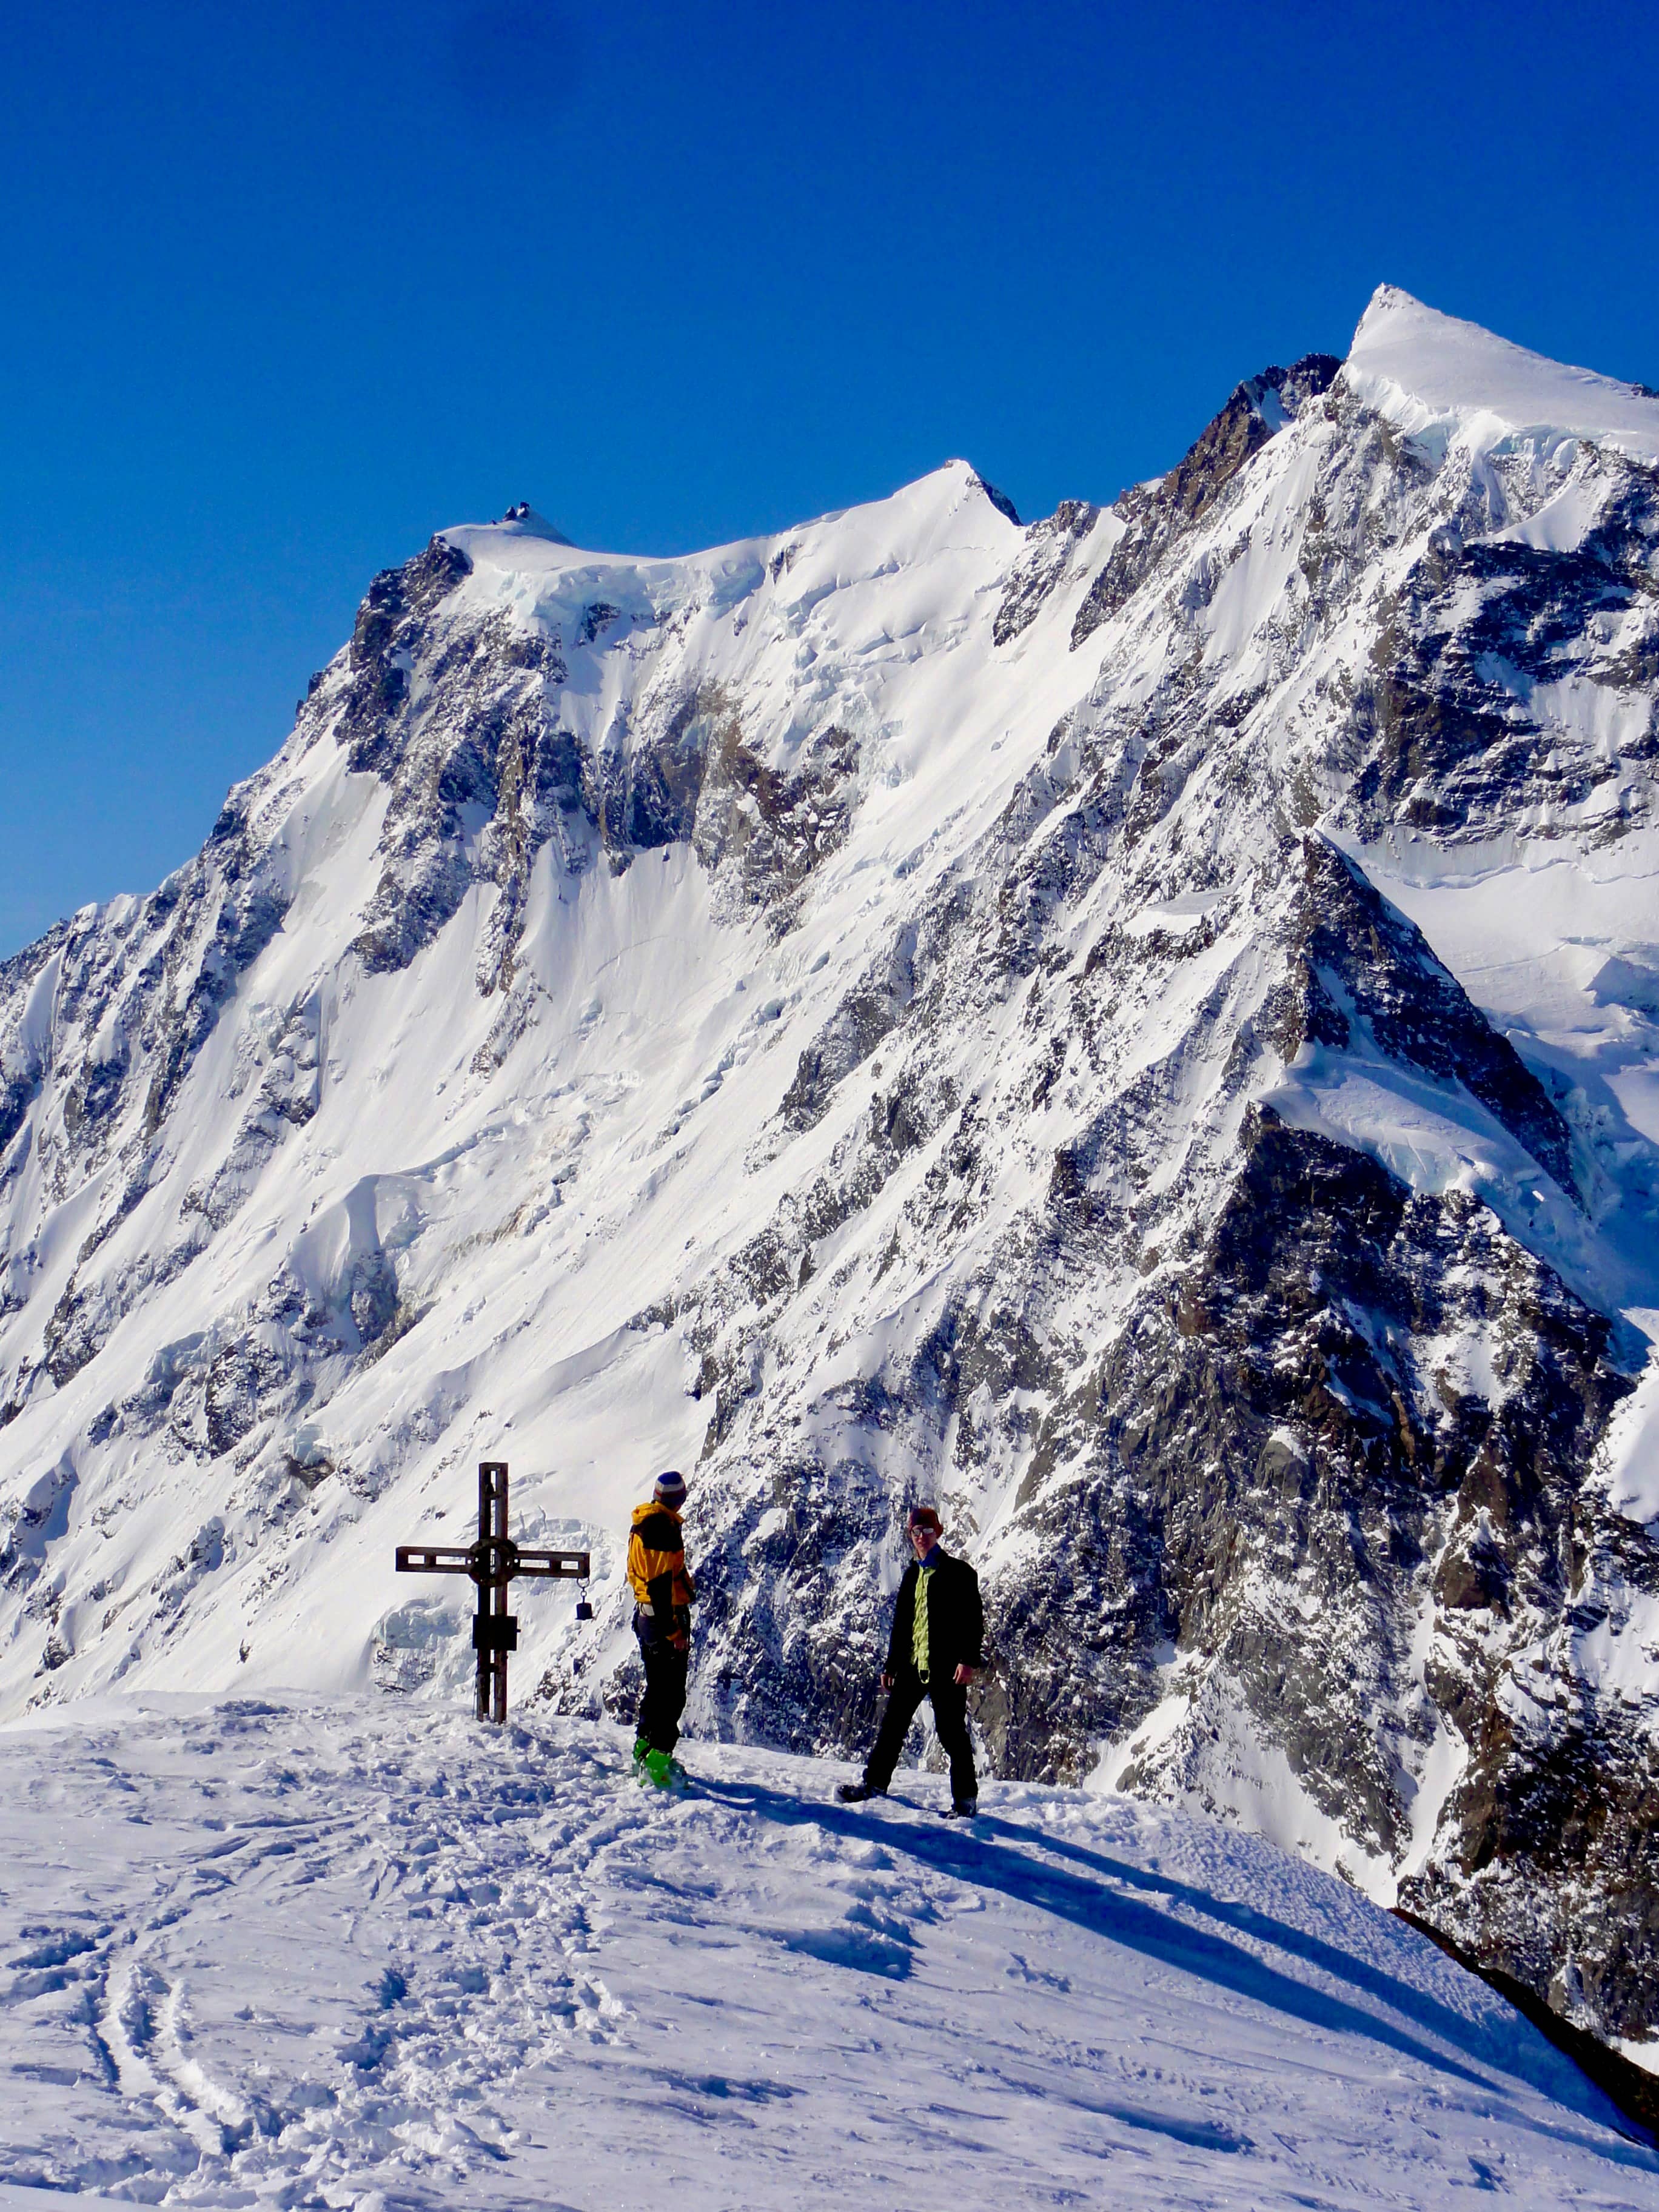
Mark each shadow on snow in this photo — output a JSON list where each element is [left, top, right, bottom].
[[691, 1773, 1653, 2168]]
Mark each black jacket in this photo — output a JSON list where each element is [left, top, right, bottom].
[[883, 1549, 985, 1681]]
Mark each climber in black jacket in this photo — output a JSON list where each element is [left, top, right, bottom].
[[837, 1505, 986, 1817]]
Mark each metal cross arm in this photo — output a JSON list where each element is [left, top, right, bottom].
[[394, 1461, 592, 1723], [394, 1546, 474, 1575], [516, 1549, 592, 1578], [390, 1543, 591, 1580]]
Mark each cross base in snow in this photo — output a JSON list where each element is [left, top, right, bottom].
[[395, 1461, 591, 1722]]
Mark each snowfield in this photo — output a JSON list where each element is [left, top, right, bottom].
[[2, 1695, 1655, 2211]]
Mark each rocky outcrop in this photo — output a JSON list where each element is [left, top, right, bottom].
[[1071, 355, 1341, 647], [995, 501, 1102, 647], [1346, 470, 1659, 843], [1275, 837, 1578, 1196]]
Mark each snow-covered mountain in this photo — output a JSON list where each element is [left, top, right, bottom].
[[4, 285, 1658, 2065]]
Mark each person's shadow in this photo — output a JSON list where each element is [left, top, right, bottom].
[[691, 1772, 1656, 2168]]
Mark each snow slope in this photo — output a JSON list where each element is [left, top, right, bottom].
[[1346, 286, 1659, 467], [2, 1695, 1654, 2212], [3, 286, 1658, 2059]]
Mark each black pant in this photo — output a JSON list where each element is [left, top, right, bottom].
[[865, 1666, 977, 1802], [636, 1634, 688, 1753]]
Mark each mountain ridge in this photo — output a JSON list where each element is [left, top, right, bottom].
[[3, 286, 1658, 2067]]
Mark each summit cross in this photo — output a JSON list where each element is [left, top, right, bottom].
[[395, 1461, 592, 1723]]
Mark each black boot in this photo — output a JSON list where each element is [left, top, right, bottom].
[[836, 1780, 884, 1803]]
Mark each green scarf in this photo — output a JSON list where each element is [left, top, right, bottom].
[[913, 1562, 935, 1680]]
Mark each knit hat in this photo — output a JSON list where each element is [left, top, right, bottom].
[[654, 1470, 688, 1507], [908, 1504, 942, 1535]]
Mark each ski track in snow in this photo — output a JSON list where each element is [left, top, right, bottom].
[[1, 1695, 1654, 2211]]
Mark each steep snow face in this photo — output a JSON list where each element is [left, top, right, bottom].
[[2, 297, 1658, 2058], [3, 1697, 1654, 2212], [1346, 285, 1659, 467]]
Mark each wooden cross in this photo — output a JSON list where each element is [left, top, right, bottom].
[[395, 1461, 592, 1723]]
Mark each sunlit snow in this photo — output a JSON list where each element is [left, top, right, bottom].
[[2, 1697, 1654, 2210]]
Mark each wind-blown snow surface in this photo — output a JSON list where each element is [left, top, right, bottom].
[[1344, 287, 1659, 469], [4, 285, 1659, 2055], [3, 1697, 1655, 2211]]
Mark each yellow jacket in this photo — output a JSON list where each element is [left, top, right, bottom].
[[627, 1500, 696, 1640]]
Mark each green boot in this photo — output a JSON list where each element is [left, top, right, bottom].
[[643, 1748, 682, 1789], [632, 1735, 651, 1771]]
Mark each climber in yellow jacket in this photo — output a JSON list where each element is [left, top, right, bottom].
[[627, 1470, 696, 1784]]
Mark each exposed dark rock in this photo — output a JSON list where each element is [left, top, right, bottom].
[[781, 923, 917, 1131], [988, 1110, 1632, 1837], [1344, 468, 1659, 843], [338, 537, 474, 773], [969, 472, 1022, 526], [994, 501, 1102, 647], [1072, 355, 1341, 648], [0, 1067, 44, 1171], [1276, 838, 1578, 1195]]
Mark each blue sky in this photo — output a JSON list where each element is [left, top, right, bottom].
[[2, 0, 1655, 956]]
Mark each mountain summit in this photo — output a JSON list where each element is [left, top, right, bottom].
[[1347, 283, 1659, 458], [3, 289, 1657, 2065]]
